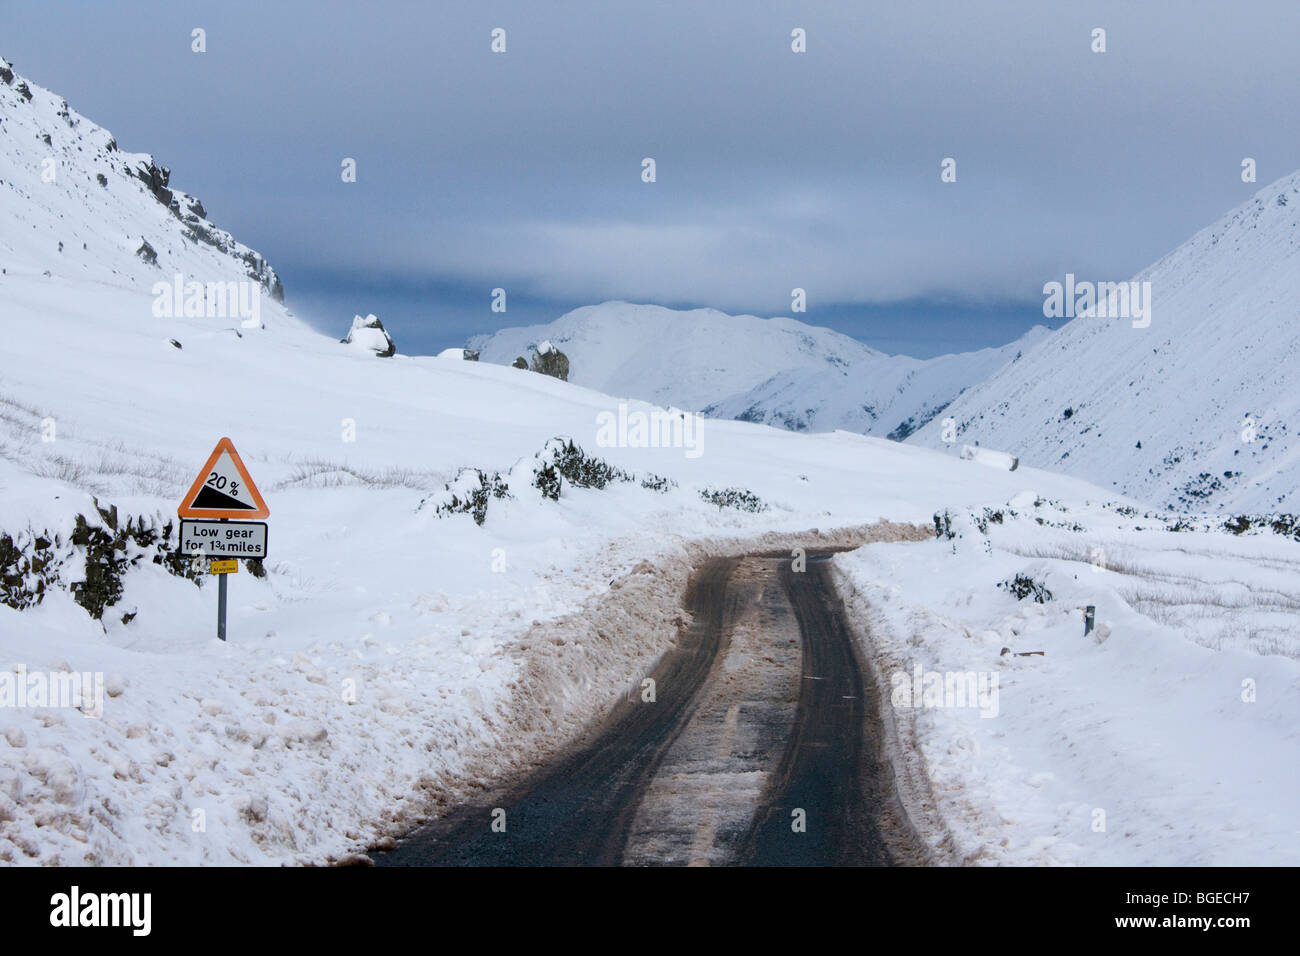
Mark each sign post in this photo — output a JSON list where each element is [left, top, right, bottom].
[[217, 568, 228, 641], [178, 438, 270, 642]]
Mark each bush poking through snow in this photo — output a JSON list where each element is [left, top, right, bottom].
[[426, 439, 676, 523], [639, 473, 675, 493], [0, 500, 203, 620], [1223, 513, 1300, 542], [698, 486, 767, 513], [534, 438, 675, 497], [533, 463, 561, 502], [547, 438, 629, 490], [422, 468, 511, 526], [998, 572, 1053, 604]]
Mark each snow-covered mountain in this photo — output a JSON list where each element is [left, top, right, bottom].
[[0, 54, 285, 315], [911, 171, 1300, 514], [469, 302, 885, 412], [704, 327, 1051, 439], [470, 302, 1049, 439]]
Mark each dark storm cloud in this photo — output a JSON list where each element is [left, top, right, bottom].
[[5, 0, 1298, 349]]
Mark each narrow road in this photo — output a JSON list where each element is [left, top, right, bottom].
[[371, 550, 918, 866], [373, 557, 741, 866], [736, 555, 896, 865]]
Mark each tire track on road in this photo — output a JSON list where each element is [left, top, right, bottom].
[[371, 556, 740, 866]]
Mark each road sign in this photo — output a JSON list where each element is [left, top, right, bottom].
[[208, 559, 238, 575], [178, 437, 269, 519], [181, 520, 268, 559]]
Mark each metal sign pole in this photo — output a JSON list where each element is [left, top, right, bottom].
[[217, 517, 229, 642], [217, 571, 228, 642]]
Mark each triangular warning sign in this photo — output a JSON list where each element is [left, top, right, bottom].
[[178, 437, 269, 519]]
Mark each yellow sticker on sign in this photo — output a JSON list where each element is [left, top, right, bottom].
[[208, 559, 239, 575]]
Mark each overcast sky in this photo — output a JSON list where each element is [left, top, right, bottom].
[[6, 1, 1298, 356]]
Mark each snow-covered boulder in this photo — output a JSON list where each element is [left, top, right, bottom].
[[960, 444, 1019, 471], [530, 340, 569, 381], [436, 347, 479, 361], [341, 314, 395, 358]]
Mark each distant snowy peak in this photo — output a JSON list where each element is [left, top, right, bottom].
[[0, 54, 284, 305], [911, 169, 1300, 513], [469, 302, 884, 411], [705, 325, 1053, 438], [471, 300, 1049, 440]]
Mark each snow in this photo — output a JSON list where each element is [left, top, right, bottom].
[[960, 444, 1019, 471], [341, 314, 394, 357], [470, 301, 1049, 439], [912, 171, 1300, 513], [2, 57, 1297, 866], [832, 500, 1300, 865]]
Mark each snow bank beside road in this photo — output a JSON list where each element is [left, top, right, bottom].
[[833, 500, 1300, 865]]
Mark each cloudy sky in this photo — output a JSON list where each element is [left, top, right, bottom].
[[6, 1, 1298, 356]]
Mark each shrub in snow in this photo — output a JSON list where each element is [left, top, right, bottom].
[[340, 313, 395, 358], [534, 462, 561, 501], [998, 573, 1053, 604], [529, 340, 569, 381], [531, 437, 675, 497], [0, 500, 204, 622], [426, 439, 674, 522], [699, 486, 767, 513], [0, 532, 61, 611], [1223, 513, 1300, 542], [546, 438, 629, 489], [421, 468, 511, 526], [638, 473, 675, 493]]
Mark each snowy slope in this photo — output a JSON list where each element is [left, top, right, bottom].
[[471, 302, 1049, 439], [0, 56, 285, 316], [911, 171, 1300, 514], [1, 59, 1296, 867], [469, 301, 885, 412], [834, 499, 1300, 866], [704, 327, 1051, 438]]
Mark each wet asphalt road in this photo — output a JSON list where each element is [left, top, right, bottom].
[[371, 551, 910, 866]]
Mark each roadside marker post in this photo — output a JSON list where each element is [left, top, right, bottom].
[[179, 438, 270, 641]]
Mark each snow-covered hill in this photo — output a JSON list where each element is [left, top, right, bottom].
[[469, 302, 885, 412], [1, 57, 1296, 868], [911, 171, 1300, 514], [0, 54, 285, 317], [470, 302, 1048, 439], [705, 327, 1051, 439]]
